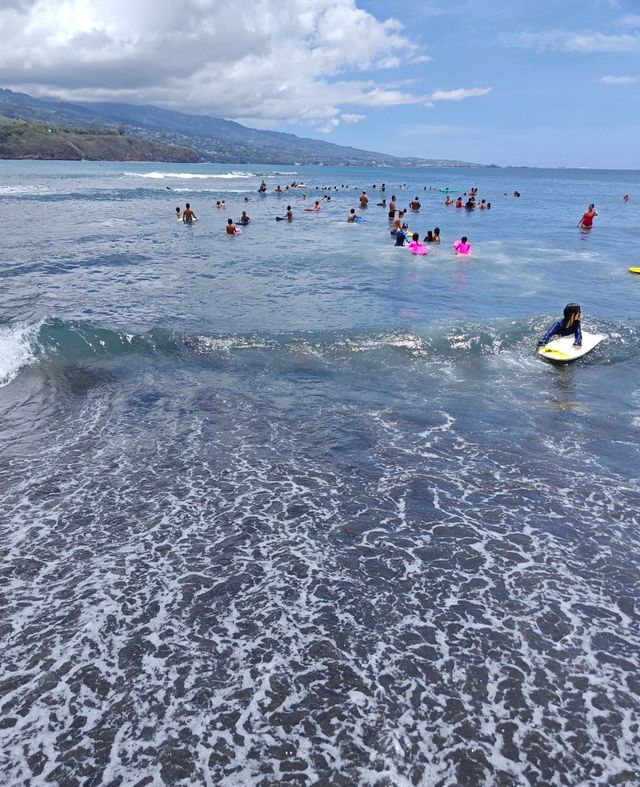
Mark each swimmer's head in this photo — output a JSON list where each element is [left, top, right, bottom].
[[564, 303, 581, 322]]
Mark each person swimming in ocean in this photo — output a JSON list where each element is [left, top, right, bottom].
[[182, 203, 197, 224], [578, 204, 598, 229], [538, 303, 583, 348], [453, 236, 471, 255], [408, 233, 429, 255]]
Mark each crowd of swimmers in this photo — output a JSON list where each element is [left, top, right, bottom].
[[175, 182, 609, 259], [174, 182, 489, 258]]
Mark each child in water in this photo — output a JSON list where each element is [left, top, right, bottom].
[[394, 227, 407, 246], [453, 236, 471, 255], [408, 233, 429, 255], [539, 303, 582, 348]]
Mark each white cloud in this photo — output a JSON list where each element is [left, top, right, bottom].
[[317, 117, 340, 133], [510, 28, 640, 53], [0, 0, 435, 131], [600, 74, 640, 84], [341, 113, 366, 124], [428, 87, 493, 101]]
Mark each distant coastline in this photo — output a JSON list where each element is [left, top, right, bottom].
[[0, 117, 198, 163], [0, 87, 485, 168]]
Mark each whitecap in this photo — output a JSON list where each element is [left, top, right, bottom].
[[123, 171, 257, 180], [0, 322, 39, 386]]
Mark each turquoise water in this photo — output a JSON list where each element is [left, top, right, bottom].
[[1, 161, 639, 785]]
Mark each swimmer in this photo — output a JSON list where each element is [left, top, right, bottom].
[[359, 191, 369, 208], [408, 233, 429, 255], [433, 227, 441, 244], [538, 303, 583, 348], [226, 218, 237, 235], [479, 199, 487, 209], [455, 197, 463, 208], [182, 203, 197, 224], [347, 208, 360, 223], [409, 196, 421, 211], [390, 214, 403, 234], [424, 230, 434, 243], [394, 228, 407, 246], [623, 194, 630, 202], [238, 210, 250, 225], [175, 206, 181, 219], [578, 204, 598, 228], [453, 236, 471, 255], [376, 198, 387, 207], [286, 205, 293, 221], [444, 196, 453, 206], [306, 201, 321, 212], [388, 195, 398, 220]]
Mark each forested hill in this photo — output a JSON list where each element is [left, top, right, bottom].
[[0, 116, 198, 162], [0, 88, 484, 167]]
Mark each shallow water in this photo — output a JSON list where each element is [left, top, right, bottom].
[[1, 161, 639, 785]]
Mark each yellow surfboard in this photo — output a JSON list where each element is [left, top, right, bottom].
[[629, 267, 640, 274]]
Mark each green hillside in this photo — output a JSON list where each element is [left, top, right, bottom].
[[0, 88, 484, 167], [0, 115, 198, 162]]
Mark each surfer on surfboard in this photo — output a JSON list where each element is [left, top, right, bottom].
[[539, 303, 582, 349]]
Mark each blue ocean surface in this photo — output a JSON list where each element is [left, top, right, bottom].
[[1, 160, 639, 785]]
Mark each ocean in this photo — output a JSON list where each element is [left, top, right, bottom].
[[1, 161, 639, 786]]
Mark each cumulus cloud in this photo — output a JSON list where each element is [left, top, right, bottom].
[[0, 0, 438, 131]]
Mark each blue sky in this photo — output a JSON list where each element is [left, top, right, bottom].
[[1, 0, 638, 168], [307, 0, 640, 168]]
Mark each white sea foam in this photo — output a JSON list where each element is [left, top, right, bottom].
[[123, 170, 257, 180], [0, 322, 39, 386]]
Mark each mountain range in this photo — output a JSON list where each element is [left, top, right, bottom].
[[0, 88, 483, 167]]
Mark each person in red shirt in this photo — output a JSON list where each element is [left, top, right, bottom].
[[578, 204, 598, 228]]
